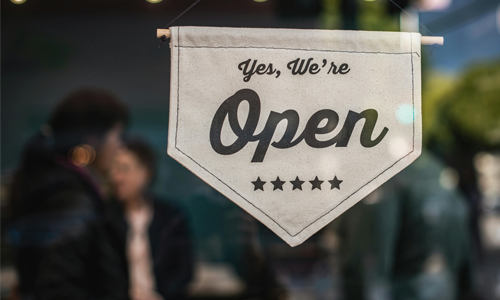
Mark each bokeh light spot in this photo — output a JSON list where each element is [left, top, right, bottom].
[[70, 144, 96, 167], [396, 104, 415, 124], [389, 136, 412, 157]]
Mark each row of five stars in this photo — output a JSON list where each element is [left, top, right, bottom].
[[252, 176, 342, 191]]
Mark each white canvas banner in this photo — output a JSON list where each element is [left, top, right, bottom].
[[168, 26, 422, 247]]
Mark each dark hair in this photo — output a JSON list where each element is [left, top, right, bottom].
[[10, 89, 128, 218], [123, 137, 157, 184], [48, 89, 129, 155]]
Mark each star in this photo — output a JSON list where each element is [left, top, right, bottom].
[[329, 176, 343, 190], [310, 176, 324, 190], [271, 176, 285, 191], [252, 177, 266, 191], [290, 176, 305, 190]]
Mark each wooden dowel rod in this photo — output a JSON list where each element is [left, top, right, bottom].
[[157, 28, 443, 45], [157, 29, 171, 39], [421, 36, 444, 45]]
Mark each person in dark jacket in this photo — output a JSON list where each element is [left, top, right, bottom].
[[336, 151, 474, 300], [37, 137, 193, 300], [8, 89, 129, 299]]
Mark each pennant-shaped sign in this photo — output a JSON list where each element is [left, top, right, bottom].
[[168, 26, 422, 246]]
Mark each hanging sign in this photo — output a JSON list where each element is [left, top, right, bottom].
[[167, 26, 422, 246]]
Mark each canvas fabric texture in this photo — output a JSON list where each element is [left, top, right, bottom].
[[168, 26, 422, 247]]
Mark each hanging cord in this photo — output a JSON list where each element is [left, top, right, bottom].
[[388, 0, 441, 55], [158, 0, 440, 53], [158, 0, 203, 48]]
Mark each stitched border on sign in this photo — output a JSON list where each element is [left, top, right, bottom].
[[175, 45, 420, 57], [174, 29, 417, 238]]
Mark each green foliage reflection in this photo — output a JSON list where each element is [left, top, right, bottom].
[[427, 60, 500, 151]]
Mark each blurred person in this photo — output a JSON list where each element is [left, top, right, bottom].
[[7, 89, 129, 299], [187, 189, 288, 300], [109, 138, 194, 300], [37, 137, 193, 300], [335, 151, 475, 300]]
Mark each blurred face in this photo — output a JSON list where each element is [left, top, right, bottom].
[[92, 124, 124, 173], [110, 148, 150, 202]]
